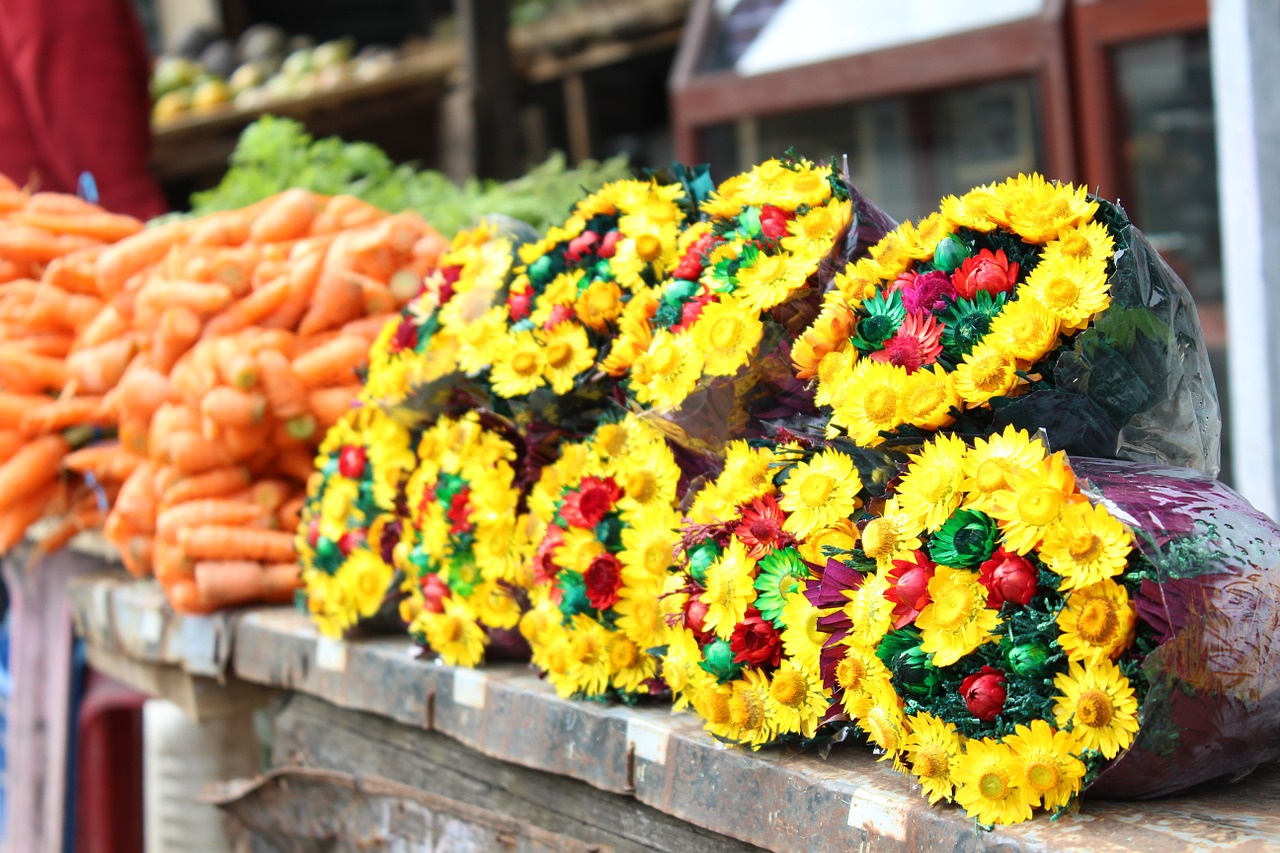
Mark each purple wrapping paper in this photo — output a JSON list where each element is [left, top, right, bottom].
[[1070, 459, 1280, 798]]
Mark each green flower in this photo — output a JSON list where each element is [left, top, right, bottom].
[[875, 628, 937, 699], [939, 290, 1006, 359], [444, 552, 481, 598], [688, 541, 721, 585], [528, 253, 558, 287], [932, 234, 968, 273], [556, 571, 592, 620], [1006, 642, 1051, 677], [753, 548, 809, 627], [851, 290, 906, 353], [698, 638, 743, 683], [929, 510, 998, 568]]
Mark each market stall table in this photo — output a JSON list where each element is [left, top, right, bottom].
[[58, 559, 1280, 853]]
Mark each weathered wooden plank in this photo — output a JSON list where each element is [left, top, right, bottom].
[[269, 693, 763, 853], [84, 644, 273, 723]]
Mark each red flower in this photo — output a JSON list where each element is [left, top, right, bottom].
[[533, 525, 565, 585], [952, 249, 1019, 299], [507, 288, 532, 322], [544, 303, 575, 329], [729, 607, 782, 667], [584, 552, 624, 610], [978, 548, 1038, 607], [734, 494, 791, 559], [564, 230, 600, 263], [337, 528, 366, 557], [960, 666, 1007, 721], [599, 229, 621, 258], [421, 573, 451, 614], [684, 592, 711, 641], [675, 293, 714, 331], [389, 315, 418, 352], [884, 550, 935, 628], [759, 204, 792, 240], [897, 269, 956, 314], [674, 232, 719, 280], [446, 487, 473, 534], [869, 312, 944, 373], [338, 445, 367, 478], [561, 477, 621, 528]]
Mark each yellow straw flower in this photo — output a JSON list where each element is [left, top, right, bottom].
[[895, 434, 970, 532], [1040, 500, 1133, 589], [1005, 719, 1087, 809], [539, 321, 597, 394], [960, 425, 1047, 514], [764, 660, 828, 738], [1052, 659, 1140, 759], [413, 596, 488, 668], [1021, 255, 1110, 331], [990, 451, 1081, 554], [904, 712, 964, 805], [489, 329, 547, 398], [952, 738, 1035, 825], [953, 341, 1019, 406], [779, 449, 863, 539], [832, 358, 909, 446], [987, 297, 1062, 364], [915, 566, 1002, 667], [691, 295, 765, 377], [701, 537, 758, 640], [1056, 578, 1137, 664]]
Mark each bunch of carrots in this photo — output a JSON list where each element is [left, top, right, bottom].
[[0, 178, 445, 613]]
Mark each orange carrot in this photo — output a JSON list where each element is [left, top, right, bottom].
[[0, 433, 68, 512], [14, 210, 143, 243], [153, 539, 191, 584], [192, 560, 266, 608], [23, 192, 101, 215], [74, 304, 129, 350], [341, 312, 397, 342], [119, 412, 149, 457], [95, 220, 191, 297], [64, 443, 145, 482], [248, 189, 320, 244], [19, 332, 74, 358], [309, 385, 359, 431], [148, 404, 198, 463], [66, 336, 136, 394], [168, 579, 215, 614], [20, 395, 109, 435], [136, 280, 233, 326], [116, 361, 170, 421], [297, 262, 363, 336], [0, 226, 99, 264], [0, 392, 55, 429], [274, 448, 317, 482], [200, 386, 266, 429], [219, 423, 271, 461], [156, 498, 265, 542], [255, 349, 309, 419], [293, 335, 369, 388], [168, 431, 235, 474], [260, 247, 322, 329], [180, 526, 296, 564], [150, 306, 201, 374], [113, 461, 158, 533], [0, 430, 27, 463], [201, 274, 290, 337], [277, 494, 305, 531], [211, 338, 259, 389], [244, 479, 291, 515], [261, 562, 301, 603], [0, 481, 61, 553], [0, 346, 70, 390], [160, 466, 251, 507], [43, 245, 106, 295]]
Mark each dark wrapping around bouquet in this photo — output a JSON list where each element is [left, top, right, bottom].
[[639, 183, 897, 455], [1070, 459, 1280, 798], [993, 202, 1221, 476]]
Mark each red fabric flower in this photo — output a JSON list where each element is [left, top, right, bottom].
[[978, 547, 1038, 607], [337, 529, 366, 557], [869, 312, 944, 373], [389, 315, 419, 352], [533, 525, 565, 585], [734, 494, 791, 559], [885, 550, 936, 628], [560, 477, 621, 528], [544, 303, 575, 329], [675, 293, 714, 331], [952, 249, 1019, 299], [759, 204, 792, 240], [960, 666, 1007, 721], [421, 573, 451, 614], [599, 229, 621, 258], [584, 552, 624, 610], [896, 269, 956, 314], [507, 288, 532, 322], [729, 607, 782, 667], [446, 487, 473, 534], [338, 445, 367, 478], [673, 232, 720, 280], [684, 592, 711, 641], [564, 230, 600, 263]]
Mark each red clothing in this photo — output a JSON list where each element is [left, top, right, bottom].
[[0, 0, 167, 219]]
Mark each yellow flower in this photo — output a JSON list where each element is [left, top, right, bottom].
[[990, 451, 1082, 554], [413, 596, 487, 668], [1057, 578, 1137, 664], [1001, 174, 1098, 244], [555, 526, 606, 575], [1040, 500, 1132, 589], [534, 619, 579, 699], [602, 290, 657, 376], [859, 498, 925, 570], [833, 642, 893, 716], [902, 364, 960, 431], [575, 279, 624, 332], [952, 738, 1035, 825], [718, 440, 777, 503], [1005, 720, 1087, 809], [953, 341, 1019, 406], [798, 518, 860, 566], [618, 502, 681, 583], [894, 434, 969, 532], [615, 442, 681, 521], [832, 359, 909, 446], [702, 537, 758, 640], [960, 425, 1047, 514], [779, 449, 863, 539], [733, 250, 814, 313], [846, 680, 908, 768], [472, 515, 531, 585], [987, 297, 1062, 364], [769, 163, 833, 210], [779, 591, 824, 673], [565, 614, 613, 696], [1022, 255, 1110, 331], [608, 632, 657, 694], [693, 681, 737, 741], [613, 577, 668, 650], [630, 329, 704, 409], [538, 321, 596, 394], [782, 197, 850, 258], [663, 626, 712, 711], [691, 296, 764, 377], [867, 225, 916, 280], [1052, 659, 1140, 759], [915, 566, 1002, 667], [726, 669, 776, 749], [319, 477, 360, 541], [941, 184, 1002, 232], [765, 660, 828, 738], [1042, 219, 1116, 267], [471, 580, 523, 630], [489, 329, 546, 398], [904, 712, 963, 805], [833, 257, 883, 303], [792, 294, 856, 380], [840, 570, 895, 651]]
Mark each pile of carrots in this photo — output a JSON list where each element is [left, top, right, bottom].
[[0, 177, 445, 613]]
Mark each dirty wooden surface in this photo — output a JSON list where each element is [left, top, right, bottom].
[[68, 572, 1280, 853]]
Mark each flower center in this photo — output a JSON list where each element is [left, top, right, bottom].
[[710, 315, 742, 350], [625, 470, 656, 504], [861, 518, 898, 560], [770, 670, 807, 708], [975, 459, 1010, 493], [729, 689, 766, 731], [546, 341, 575, 369], [1043, 276, 1080, 309], [864, 386, 899, 424], [930, 583, 977, 629], [1025, 760, 1061, 792], [1068, 531, 1103, 562], [643, 540, 671, 573], [571, 633, 602, 665], [635, 233, 663, 261], [1075, 689, 1114, 728], [1017, 487, 1064, 527], [799, 473, 835, 508], [793, 173, 822, 196], [650, 343, 679, 375], [435, 615, 460, 644], [610, 637, 641, 670], [358, 570, 382, 597], [1076, 598, 1120, 645], [1060, 231, 1090, 258], [970, 354, 1010, 392], [701, 688, 732, 725], [511, 350, 539, 376], [905, 381, 944, 418], [835, 654, 868, 692], [978, 769, 1010, 801], [916, 469, 952, 503], [914, 745, 950, 779]]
